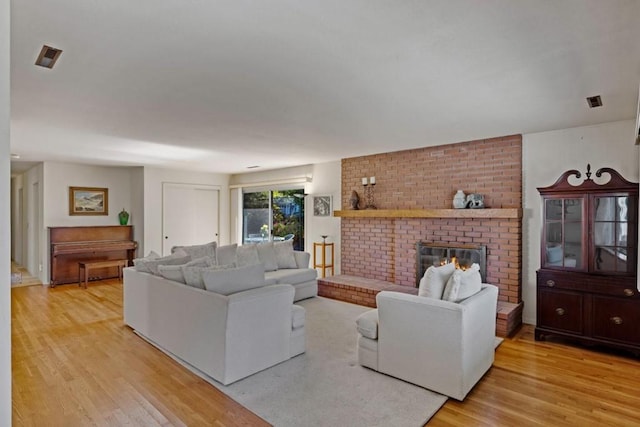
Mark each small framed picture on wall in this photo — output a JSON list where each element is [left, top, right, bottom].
[[313, 195, 332, 217], [69, 186, 109, 216]]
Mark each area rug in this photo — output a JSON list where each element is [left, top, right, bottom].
[[202, 297, 447, 426]]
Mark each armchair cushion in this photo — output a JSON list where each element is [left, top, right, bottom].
[[442, 263, 482, 302], [418, 262, 455, 299]]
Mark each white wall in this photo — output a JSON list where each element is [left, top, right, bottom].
[[1, 0, 11, 420], [142, 167, 230, 255], [130, 167, 145, 255], [10, 175, 23, 263], [522, 119, 639, 324], [306, 161, 342, 273], [40, 162, 134, 283]]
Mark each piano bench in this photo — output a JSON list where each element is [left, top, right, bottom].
[[78, 259, 128, 289]]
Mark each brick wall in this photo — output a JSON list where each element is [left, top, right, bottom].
[[340, 135, 523, 304]]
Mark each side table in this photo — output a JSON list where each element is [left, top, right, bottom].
[[313, 241, 334, 278]]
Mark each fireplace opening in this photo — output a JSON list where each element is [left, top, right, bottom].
[[416, 242, 487, 286]]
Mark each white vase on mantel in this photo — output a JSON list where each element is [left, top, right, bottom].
[[453, 190, 466, 209]]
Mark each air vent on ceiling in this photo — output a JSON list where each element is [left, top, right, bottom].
[[35, 45, 63, 69], [586, 95, 603, 108]]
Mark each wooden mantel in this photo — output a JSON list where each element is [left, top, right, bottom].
[[333, 208, 521, 219]]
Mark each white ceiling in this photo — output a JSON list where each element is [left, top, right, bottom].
[[10, 1, 640, 174]]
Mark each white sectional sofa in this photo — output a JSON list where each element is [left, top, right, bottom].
[[123, 240, 316, 385], [124, 267, 306, 385]]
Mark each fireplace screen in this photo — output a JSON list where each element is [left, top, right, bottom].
[[416, 242, 487, 286]]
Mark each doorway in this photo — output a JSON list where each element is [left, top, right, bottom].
[[162, 183, 220, 255]]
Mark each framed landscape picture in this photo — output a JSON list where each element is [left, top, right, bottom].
[[69, 186, 109, 216], [313, 195, 332, 217]]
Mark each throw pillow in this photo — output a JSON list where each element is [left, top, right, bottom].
[[133, 251, 161, 273], [274, 240, 298, 269], [202, 264, 266, 296], [158, 257, 211, 284], [442, 263, 482, 302], [182, 263, 236, 289], [418, 262, 456, 299], [216, 243, 238, 266], [256, 242, 279, 272], [236, 244, 260, 267], [145, 250, 191, 275], [171, 241, 217, 259]]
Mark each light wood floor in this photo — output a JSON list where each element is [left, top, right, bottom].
[[11, 281, 640, 426]]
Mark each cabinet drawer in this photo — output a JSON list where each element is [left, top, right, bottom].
[[588, 282, 639, 299], [537, 290, 583, 334], [592, 296, 640, 344], [537, 273, 585, 292]]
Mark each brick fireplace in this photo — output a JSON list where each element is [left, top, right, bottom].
[[338, 135, 523, 335]]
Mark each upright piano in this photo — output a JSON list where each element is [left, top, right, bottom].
[[49, 225, 137, 287]]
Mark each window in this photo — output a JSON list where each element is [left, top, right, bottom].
[[242, 189, 305, 250]]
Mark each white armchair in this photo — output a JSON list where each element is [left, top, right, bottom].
[[356, 284, 499, 400]]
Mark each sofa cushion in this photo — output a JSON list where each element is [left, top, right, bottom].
[[257, 242, 279, 272], [182, 263, 235, 289], [264, 268, 317, 285], [202, 264, 266, 296], [216, 244, 238, 266], [291, 305, 305, 329], [442, 263, 482, 302], [418, 262, 455, 299], [274, 240, 298, 269], [237, 244, 260, 267], [133, 251, 161, 273], [158, 257, 211, 284], [356, 309, 379, 340], [293, 251, 310, 269], [140, 250, 191, 275], [171, 241, 217, 259]]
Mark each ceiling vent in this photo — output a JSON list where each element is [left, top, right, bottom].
[[35, 45, 63, 69], [586, 95, 603, 108]]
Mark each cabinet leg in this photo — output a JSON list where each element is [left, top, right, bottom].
[[534, 329, 545, 341]]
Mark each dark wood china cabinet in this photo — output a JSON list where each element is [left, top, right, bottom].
[[536, 165, 640, 353]]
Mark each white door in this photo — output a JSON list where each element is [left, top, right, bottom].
[[162, 183, 219, 255]]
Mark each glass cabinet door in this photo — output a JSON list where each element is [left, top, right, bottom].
[[592, 195, 636, 273], [543, 198, 584, 269]]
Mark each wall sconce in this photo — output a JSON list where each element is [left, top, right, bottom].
[[362, 176, 377, 209]]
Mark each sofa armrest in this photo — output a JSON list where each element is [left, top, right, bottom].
[[293, 251, 310, 269], [356, 309, 379, 339], [223, 284, 296, 384]]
